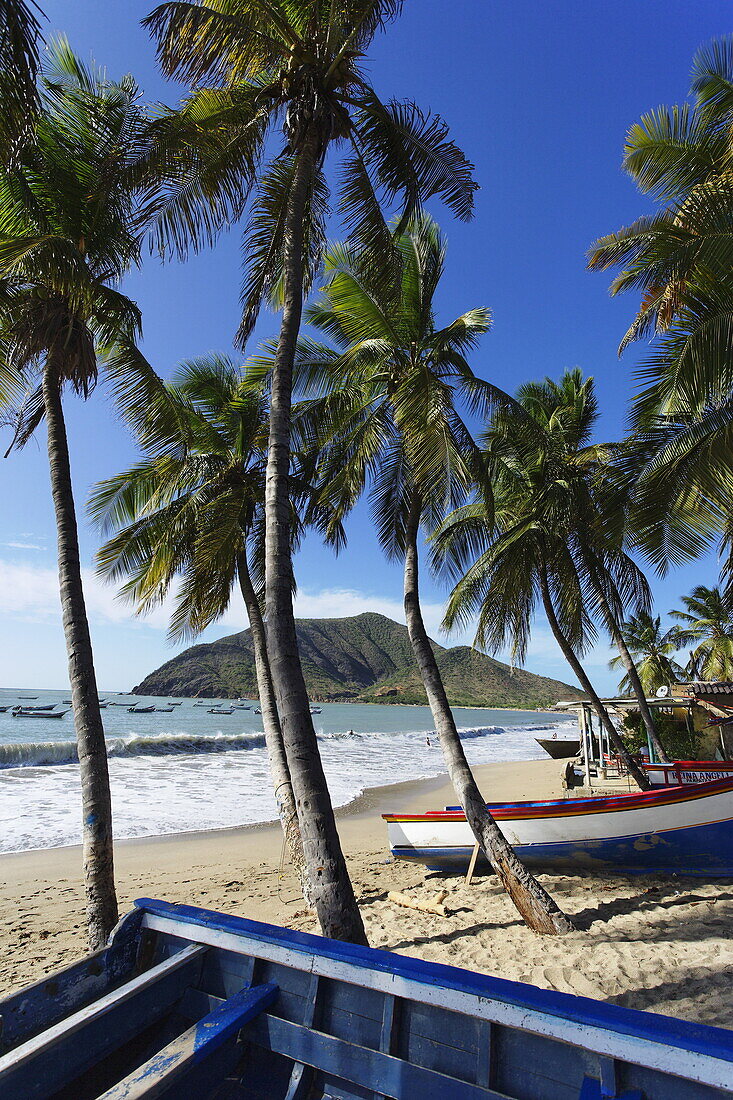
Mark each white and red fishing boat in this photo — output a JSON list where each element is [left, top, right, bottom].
[[383, 776, 733, 876], [644, 759, 733, 786]]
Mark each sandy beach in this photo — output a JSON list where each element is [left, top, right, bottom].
[[1, 758, 731, 1028]]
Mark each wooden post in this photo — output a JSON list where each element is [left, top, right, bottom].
[[465, 842, 481, 885]]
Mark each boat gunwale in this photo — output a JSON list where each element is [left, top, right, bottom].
[[133, 897, 733, 1090]]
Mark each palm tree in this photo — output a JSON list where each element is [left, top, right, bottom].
[[283, 214, 572, 934], [588, 38, 733, 578], [144, 0, 477, 945], [609, 611, 685, 694], [671, 584, 733, 681], [496, 372, 670, 761], [0, 42, 161, 948], [435, 371, 652, 790], [0, 0, 44, 161], [90, 353, 343, 906]]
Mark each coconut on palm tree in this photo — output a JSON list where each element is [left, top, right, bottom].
[[435, 370, 653, 790], [144, 0, 478, 944], [609, 611, 685, 694], [91, 353, 343, 906], [671, 585, 733, 681], [276, 213, 572, 933], [0, 42, 163, 947]]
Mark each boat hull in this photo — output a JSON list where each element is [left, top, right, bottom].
[[385, 778, 733, 876], [644, 760, 733, 786], [535, 736, 580, 759], [0, 898, 730, 1099]]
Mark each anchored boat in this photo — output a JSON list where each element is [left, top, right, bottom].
[[11, 709, 67, 719], [384, 776, 733, 876], [0, 898, 730, 1099]]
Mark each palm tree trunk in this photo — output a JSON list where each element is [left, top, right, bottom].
[[237, 551, 313, 906], [42, 358, 118, 949], [538, 569, 650, 790], [264, 130, 367, 945], [594, 588, 670, 763], [403, 500, 573, 934]]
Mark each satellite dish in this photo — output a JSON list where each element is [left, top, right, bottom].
[[655, 685, 670, 698]]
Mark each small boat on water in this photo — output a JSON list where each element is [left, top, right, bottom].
[[384, 776, 733, 876], [0, 897, 729, 1099], [12, 709, 67, 719], [644, 759, 733, 786], [128, 705, 155, 714], [535, 735, 580, 759], [13, 703, 57, 711], [155, 707, 174, 712], [209, 707, 234, 715], [16, 695, 37, 699]]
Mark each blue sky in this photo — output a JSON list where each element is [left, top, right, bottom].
[[0, 0, 728, 692]]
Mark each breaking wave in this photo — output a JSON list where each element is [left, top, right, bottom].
[[0, 723, 513, 769], [0, 731, 269, 768]]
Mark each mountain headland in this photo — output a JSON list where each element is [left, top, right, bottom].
[[134, 612, 582, 708]]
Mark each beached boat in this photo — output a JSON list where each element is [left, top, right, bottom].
[[384, 776, 733, 876], [11, 709, 67, 719], [0, 897, 729, 1100], [128, 705, 155, 714], [644, 759, 733, 786], [535, 735, 580, 759]]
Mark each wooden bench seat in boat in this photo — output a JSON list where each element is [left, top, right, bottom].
[[98, 981, 278, 1099], [0, 944, 209, 1099]]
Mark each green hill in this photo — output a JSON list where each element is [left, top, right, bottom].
[[134, 612, 581, 708]]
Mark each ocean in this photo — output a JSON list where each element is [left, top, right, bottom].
[[0, 689, 575, 852]]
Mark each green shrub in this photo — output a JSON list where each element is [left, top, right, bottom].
[[621, 710, 700, 760]]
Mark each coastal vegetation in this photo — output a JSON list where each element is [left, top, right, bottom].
[[90, 354, 328, 906], [285, 212, 572, 931], [141, 0, 481, 946], [1, 3, 733, 950], [609, 612, 686, 695], [671, 586, 733, 682], [0, 38, 165, 947], [435, 369, 656, 787]]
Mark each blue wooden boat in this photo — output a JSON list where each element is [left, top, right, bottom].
[[384, 777, 733, 875], [0, 898, 730, 1098]]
